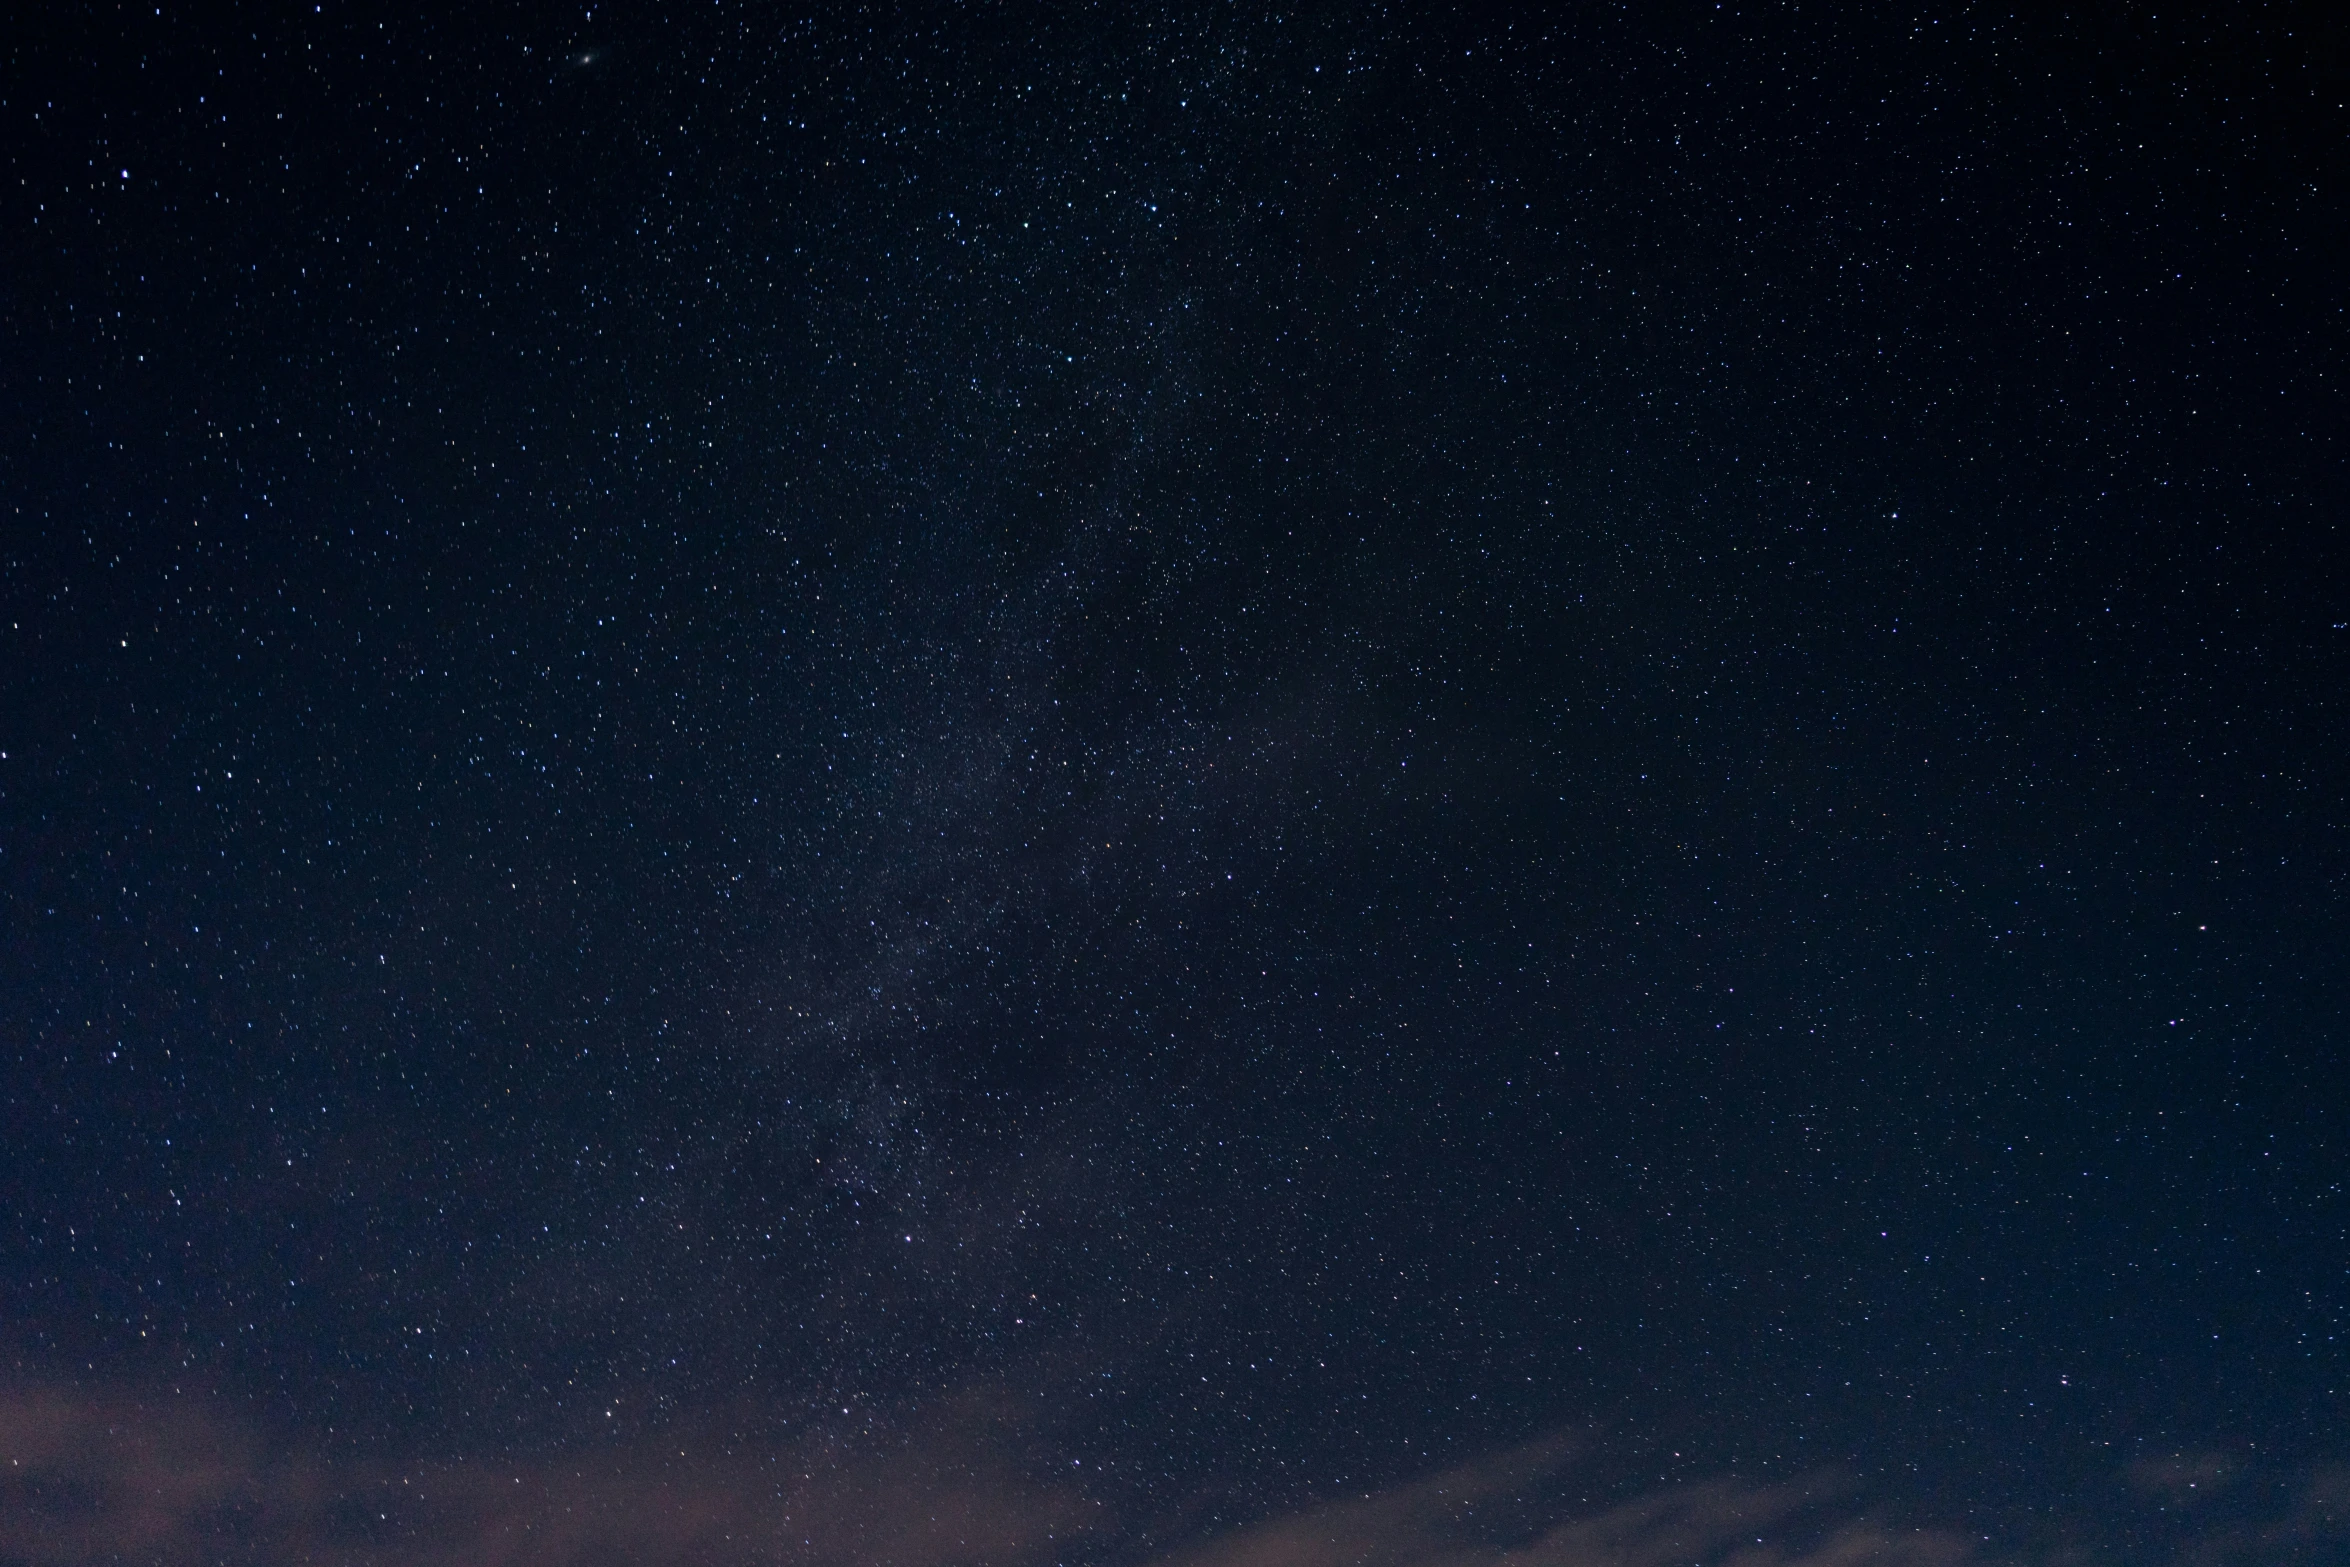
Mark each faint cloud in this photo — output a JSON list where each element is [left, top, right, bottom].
[[0, 1386, 286, 1563], [1152, 1435, 1975, 1567], [0, 1382, 1092, 1567], [5, 1384, 2344, 1567], [2174, 1461, 2350, 1567]]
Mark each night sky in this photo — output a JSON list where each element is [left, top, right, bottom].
[[4, 3, 2347, 1563]]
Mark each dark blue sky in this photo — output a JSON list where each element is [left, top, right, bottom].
[[3, 3, 2344, 1563]]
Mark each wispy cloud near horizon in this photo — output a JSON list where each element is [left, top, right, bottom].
[[2, 1383, 2340, 1567], [0, 1382, 1093, 1567], [1150, 1434, 1974, 1567]]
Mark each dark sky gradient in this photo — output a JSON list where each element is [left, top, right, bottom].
[[4, 3, 2347, 1563]]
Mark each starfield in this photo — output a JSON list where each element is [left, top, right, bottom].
[[2, 3, 2344, 1563]]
